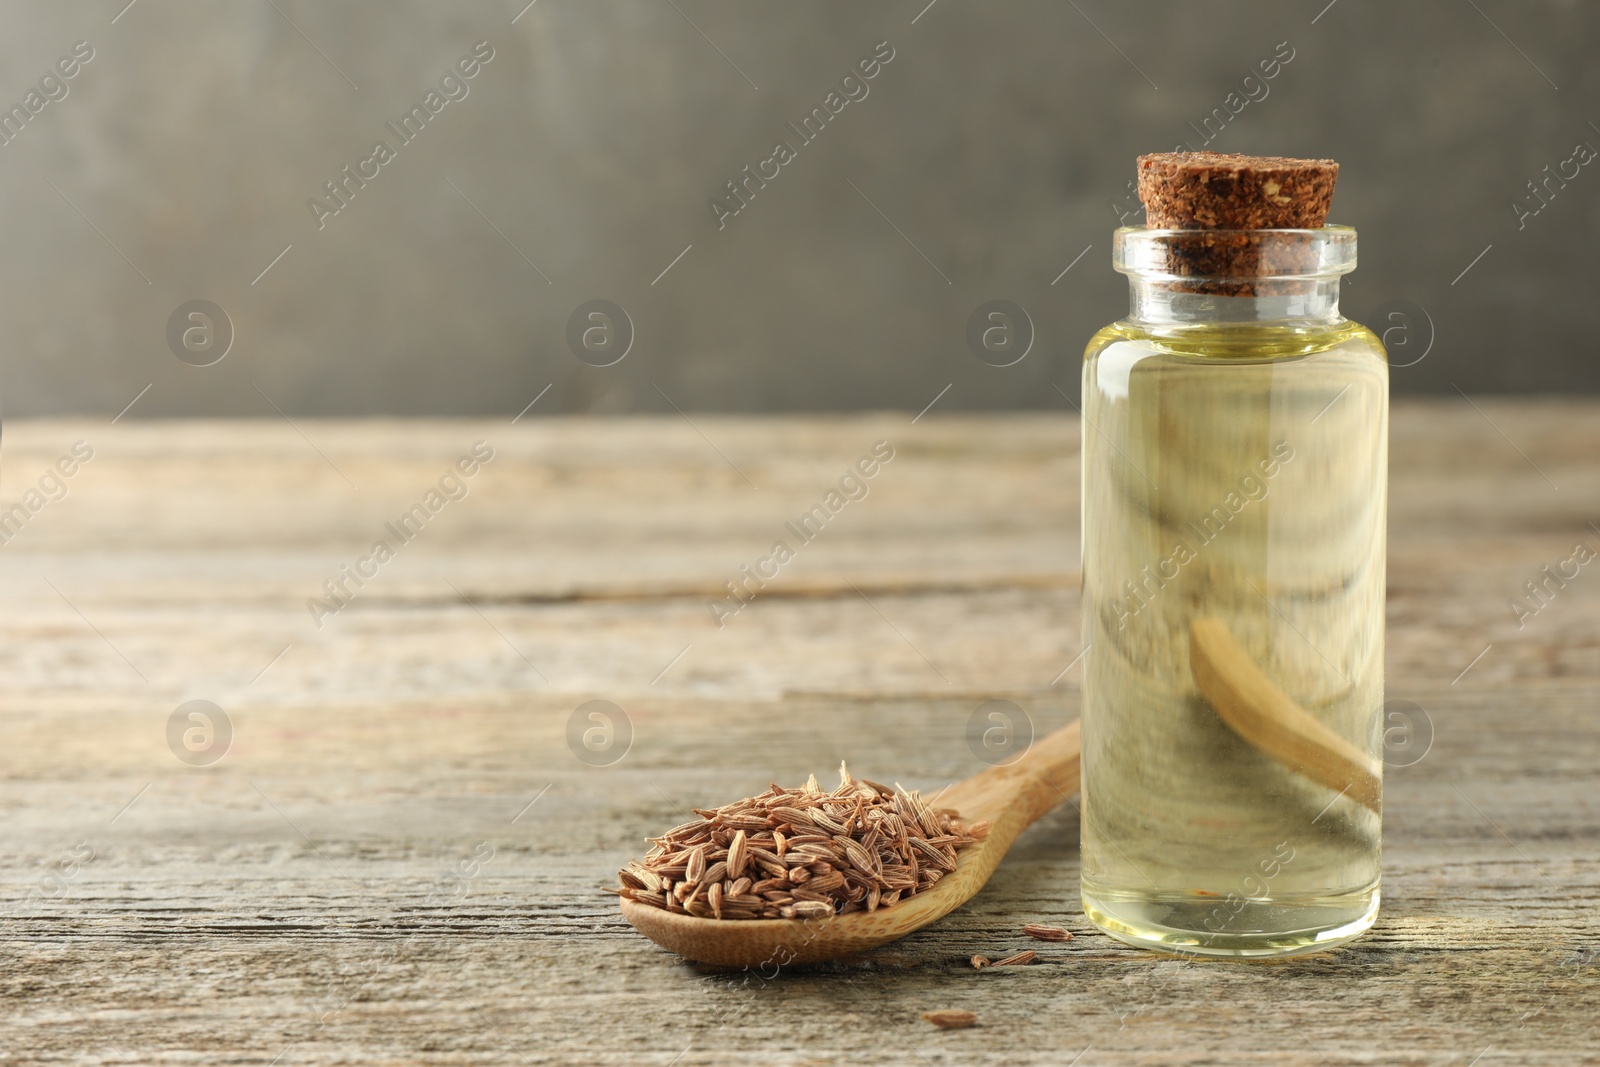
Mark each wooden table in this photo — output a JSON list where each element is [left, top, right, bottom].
[[2, 402, 1596, 1065]]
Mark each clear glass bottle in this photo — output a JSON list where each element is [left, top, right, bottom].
[[1079, 226, 1386, 957]]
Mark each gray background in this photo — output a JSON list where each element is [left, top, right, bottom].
[[0, 0, 1593, 417]]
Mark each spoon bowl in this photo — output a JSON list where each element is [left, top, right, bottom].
[[620, 721, 1081, 967]]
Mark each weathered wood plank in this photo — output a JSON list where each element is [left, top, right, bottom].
[[1, 403, 1597, 1064]]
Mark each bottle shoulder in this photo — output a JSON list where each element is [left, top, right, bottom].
[[1085, 318, 1387, 366]]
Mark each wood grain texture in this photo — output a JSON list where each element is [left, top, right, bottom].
[[1, 402, 1597, 1065]]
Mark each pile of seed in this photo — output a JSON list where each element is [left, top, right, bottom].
[[616, 764, 989, 920]]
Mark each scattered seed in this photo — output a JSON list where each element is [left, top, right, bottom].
[[921, 1009, 978, 1030], [1022, 924, 1073, 942], [970, 955, 991, 969], [991, 950, 1036, 967]]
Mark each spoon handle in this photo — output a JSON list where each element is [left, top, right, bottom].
[[946, 720, 1082, 832], [1190, 616, 1381, 813]]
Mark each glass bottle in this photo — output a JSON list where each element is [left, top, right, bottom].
[[1079, 226, 1387, 957]]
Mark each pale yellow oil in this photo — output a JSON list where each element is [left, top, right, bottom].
[[1079, 317, 1387, 957]]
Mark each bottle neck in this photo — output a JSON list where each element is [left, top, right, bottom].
[[1127, 276, 1343, 326]]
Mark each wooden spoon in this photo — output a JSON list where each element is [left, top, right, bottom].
[[622, 619, 1377, 966], [619, 720, 1081, 967]]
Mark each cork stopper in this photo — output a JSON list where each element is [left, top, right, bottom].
[[1131, 152, 1340, 292], [1137, 153, 1338, 230]]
